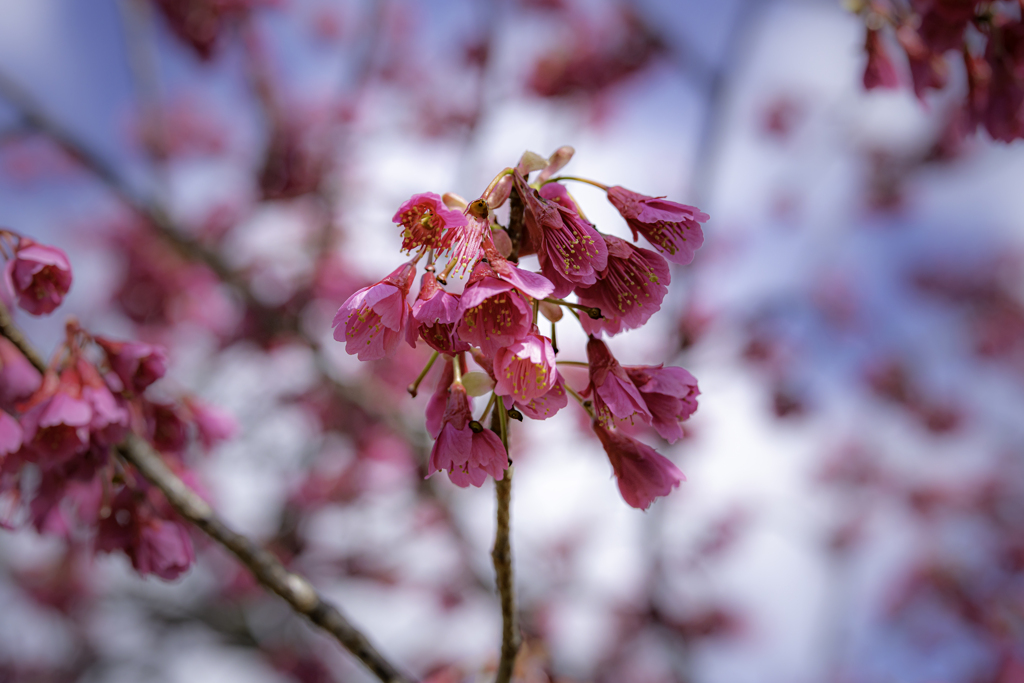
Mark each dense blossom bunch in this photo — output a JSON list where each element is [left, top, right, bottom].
[[332, 148, 708, 509], [0, 233, 236, 579], [853, 0, 1024, 141]]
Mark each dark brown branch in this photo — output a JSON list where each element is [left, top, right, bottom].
[[489, 408, 520, 683], [0, 301, 415, 683]]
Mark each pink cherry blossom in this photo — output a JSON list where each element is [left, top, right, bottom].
[[443, 213, 489, 279], [332, 262, 416, 361], [593, 422, 684, 510], [585, 337, 651, 428], [427, 382, 506, 488], [393, 192, 469, 253], [480, 239, 555, 301], [624, 365, 699, 443], [575, 235, 670, 337], [494, 330, 557, 403], [0, 410, 22, 457], [187, 399, 239, 449], [606, 185, 708, 265], [0, 337, 41, 412], [536, 183, 608, 298], [96, 487, 195, 580], [4, 239, 73, 315], [19, 375, 92, 465], [96, 337, 168, 394], [457, 263, 534, 356], [517, 371, 568, 420], [411, 272, 468, 355], [512, 169, 566, 258]]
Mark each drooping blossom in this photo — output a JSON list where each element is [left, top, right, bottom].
[[96, 337, 168, 394], [3, 239, 73, 315], [493, 329, 557, 404], [0, 337, 41, 412], [186, 399, 239, 449], [624, 364, 700, 443], [0, 410, 22, 457], [863, 28, 900, 90], [517, 371, 568, 420], [393, 192, 469, 253], [585, 338, 651, 428], [144, 401, 190, 455], [19, 373, 93, 465], [411, 272, 468, 355], [96, 487, 195, 580], [606, 185, 708, 265], [593, 422, 684, 510], [481, 239, 555, 301], [426, 358, 457, 439], [442, 211, 490, 280], [427, 382, 506, 488], [536, 182, 608, 298], [575, 235, 670, 336], [457, 262, 535, 356], [512, 170, 565, 257], [333, 262, 416, 361]]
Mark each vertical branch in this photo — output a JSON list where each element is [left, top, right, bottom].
[[490, 402, 520, 683]]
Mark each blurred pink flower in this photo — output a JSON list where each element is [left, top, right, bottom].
[[333, 262, 416, 361], [96, 337, 168, 394], [0, 337, 41, 412], [4, 239, 72, 315], [593, 422, 684, 510], [187, 399, 238, 449], [606, 186, 707, 265], [0, 410, 22, 457], [863, 29, 900, 90]]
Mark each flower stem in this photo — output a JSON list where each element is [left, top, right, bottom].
[[555, 360, 589, 367], [544, 175, 609, 191], [566, 384, 595, 419], [543, 298, 602, 319], [489, 401, 519, 683], [406, 351, 439, 397], [452, 353, 463, 385]]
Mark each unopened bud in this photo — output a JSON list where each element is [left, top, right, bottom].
[[537, 145, 575, 183], [443, 192, 468, 210], [507, 408, 523, 421], [516, 150, 547, 175], [487, 174, 513, 208], [492, 229, 513, 258], [463, 371, 495, 397], [539, 300, 563, 322]]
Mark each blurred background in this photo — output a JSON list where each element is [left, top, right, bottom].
[[1, 0, 1023, 681]]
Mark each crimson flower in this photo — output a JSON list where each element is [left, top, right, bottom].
[[624, 365, 699, 443], [593, 422, 684, 510], [411, 272, 468, 355], [394, 192, 469, 253], [585, 337, 651, 428], [493, 329, 557, 404], [575, 235, 670, 337], [332, 262, 416, 361], [606, 185, 708, 265], [427, 382, 507, 488]]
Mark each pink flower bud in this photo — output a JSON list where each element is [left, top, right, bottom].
[[4, 239, 72, 316]]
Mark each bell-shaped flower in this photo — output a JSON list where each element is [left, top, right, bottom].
[[624, 365, 700, 443], [457, 261, 535, 356], [585, 337, 651, 428], [96, 487, 194, 580], [393, 192, 469, 253], [427, 382, 506, 488], [411, 272, 468, 355], [593, 422, 684, 510], [333, 262, 415, 361], [606, 185, 708, 265], [19, 372, 92, 465], [536, 183, 608, 298], [494, 329, 557, 404], [575, 235, 670, 337], [4, 238, 73, 315]]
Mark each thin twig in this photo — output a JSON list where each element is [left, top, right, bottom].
[[0, 302, 415, 683], [489, 404, 520, 683]]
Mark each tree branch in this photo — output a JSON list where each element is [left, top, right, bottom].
[[489, 406, 520, 682], [0, 301, 416, 683]]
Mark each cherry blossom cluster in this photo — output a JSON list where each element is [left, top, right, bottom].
[[0, 231, 236, 579], [854, 0, 1024, 141], [332, 148, 707, 509]]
